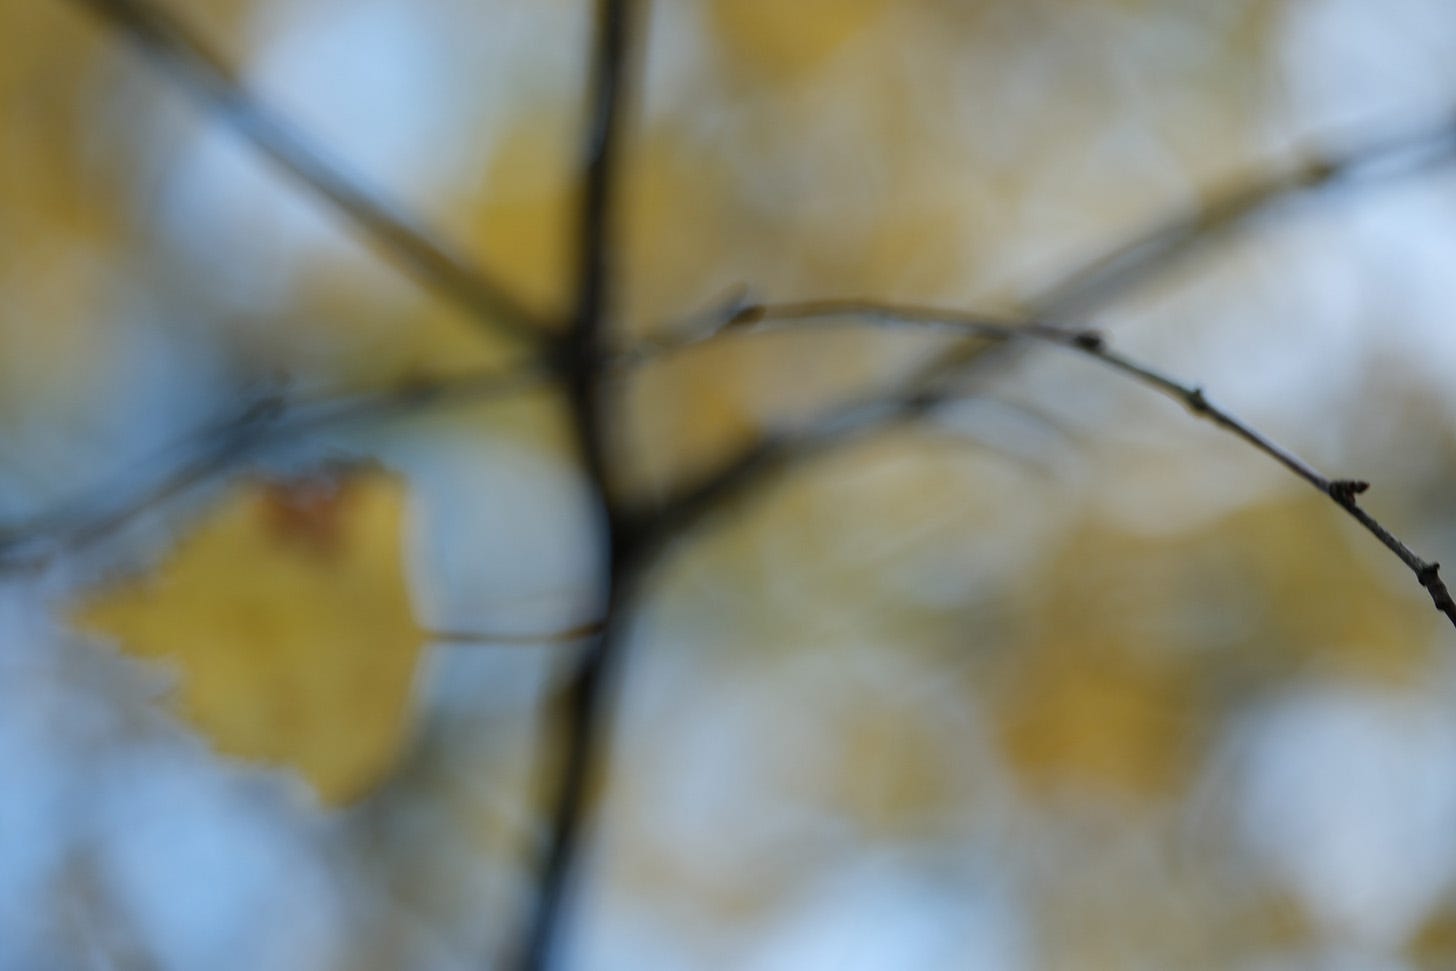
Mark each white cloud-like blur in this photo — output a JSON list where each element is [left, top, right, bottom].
[[1233, 684, 1456, 949]]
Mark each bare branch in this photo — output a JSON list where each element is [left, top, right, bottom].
[[642, 107, 1456, 602], [899, 111, 1456, 401], [65, 0, 548, 341], [517, 0, 638, 968], [425, 620, 606, 646], [563, 0, 635, 499], [647, 299, 1456, 630]]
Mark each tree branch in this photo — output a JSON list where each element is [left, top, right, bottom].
[[0, 364, 550, 573], [639, 108, 1456, 599], [65, 0, 548, 342], [516, 1, 638, 969], [1033, 111, 1456, 320], [647, 299, 1456, 630]]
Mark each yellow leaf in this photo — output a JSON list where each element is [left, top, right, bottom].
[[74, 469, 423, 805]]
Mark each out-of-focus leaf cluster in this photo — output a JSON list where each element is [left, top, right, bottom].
[[7, 0, 1456, 968]]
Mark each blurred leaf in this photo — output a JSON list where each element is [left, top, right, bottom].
[[709, 0, 892, 82], [74, 468, 423, 804], [471, 110, 577, 320], [997, 634, 1197, 800], [620, 128, 743, 328]]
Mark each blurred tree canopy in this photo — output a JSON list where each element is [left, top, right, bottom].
[[7, 0, 1456, 969]]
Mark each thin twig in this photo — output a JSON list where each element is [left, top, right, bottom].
[[425, 619, 606, 646], [643, 108, 1456, 594], [0, 364, 550, 572], [516, 1, 637, 969], [65, 0, 547, 341], [649, 299, 1456, 630], [0, 283, 859, 567]]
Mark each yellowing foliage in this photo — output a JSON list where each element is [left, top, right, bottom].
[[471, 112, 577, 319], [998, 638, 1195, 800], [709, 0, 892, 83], [619, 129, 742, 329], [994, 488, 1439, 803], [74, 470, 424, 804]]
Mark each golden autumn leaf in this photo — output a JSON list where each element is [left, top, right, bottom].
[[73, 468, 424, 805]]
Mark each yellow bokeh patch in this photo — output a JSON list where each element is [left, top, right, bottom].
[[709, 0, 892, 83], [997, 638, 1195, 800], [471, 111, 577, 320]]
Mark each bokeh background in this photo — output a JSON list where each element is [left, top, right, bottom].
[[7, 0, 1456, 968]]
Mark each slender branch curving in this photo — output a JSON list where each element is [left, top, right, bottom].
[[645, 106, 1456, 606], [649, 299, 1456, 630], [65, 0, 548, 341]]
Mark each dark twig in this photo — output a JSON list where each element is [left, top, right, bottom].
[[425, 619, 606, 646], [517, 1, 637, 969], [0, 364, 550, 572], [896, 110, 1456, 402], [65, 0, 547, 341], [1034, 112, 1456, 320], [643, 107, 1456, 613], [650, 299, 1456, 630]]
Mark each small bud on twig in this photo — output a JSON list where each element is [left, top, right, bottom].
[[1329, 479, 1371, 504]]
